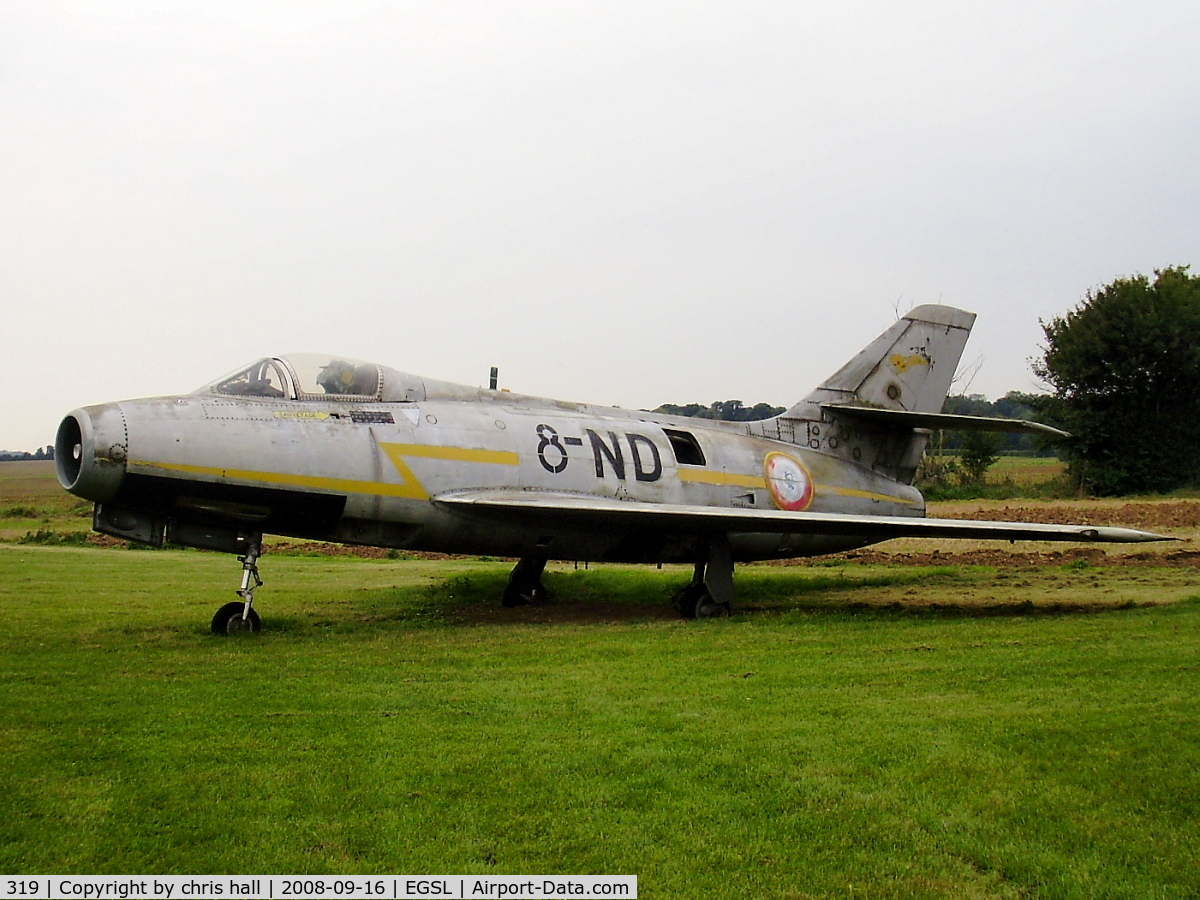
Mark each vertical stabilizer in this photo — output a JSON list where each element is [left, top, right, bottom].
[[798, 304, 976, 414], [752, 305, 976, 485]]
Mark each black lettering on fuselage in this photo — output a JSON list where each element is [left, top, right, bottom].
[[583, 429, 662, 482], [627, 433, 662, 482], [587, 429, 626, 480], [536, 424, 569, 473]]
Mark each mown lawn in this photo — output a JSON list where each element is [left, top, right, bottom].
[[1, 546, 1198, 899]]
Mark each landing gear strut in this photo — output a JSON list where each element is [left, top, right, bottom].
[[674, 537, 733, 619], [503, 557, 549, 607], [211, 537, 263, 634]]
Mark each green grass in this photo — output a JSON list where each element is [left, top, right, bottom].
[[986, 456, 1066, 485], [921, 456, 1075, 502], [1, 547, 1198, 897]]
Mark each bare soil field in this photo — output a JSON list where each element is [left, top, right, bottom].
[[799, 497, 1200, 567], [0, 459, 61, 499]]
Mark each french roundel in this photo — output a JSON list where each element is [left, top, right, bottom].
[[764, 452, 814, 511]]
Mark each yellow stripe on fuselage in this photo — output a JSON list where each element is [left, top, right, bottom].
[[380, 444, 519, 466], [129, 460, 424, 498], [678, 469, 767, 489], [130, 443, 519, 502]]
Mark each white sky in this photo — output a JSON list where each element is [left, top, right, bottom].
[[3, 1, 1198, 451]]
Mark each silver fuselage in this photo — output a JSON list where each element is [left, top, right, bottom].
[[59, 376, 923, 563]]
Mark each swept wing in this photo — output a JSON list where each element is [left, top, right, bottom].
[[436, 490, 1167, 544]]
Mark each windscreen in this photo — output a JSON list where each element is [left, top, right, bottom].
[[203, 358, 293, 398]]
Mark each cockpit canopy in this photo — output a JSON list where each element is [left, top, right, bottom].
[[198, 354, 424, 403]]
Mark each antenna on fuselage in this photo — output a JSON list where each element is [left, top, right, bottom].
[[489, 366, 499, 391]]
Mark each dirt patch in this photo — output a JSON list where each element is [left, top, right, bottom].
[[827, 499, 1200, 567], [933, 500, 1200, 531]]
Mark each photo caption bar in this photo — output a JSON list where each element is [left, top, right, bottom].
[[1, 877, 637, 900]]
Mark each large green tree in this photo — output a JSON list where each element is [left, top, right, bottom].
[[1034, 266, 1200, 495]]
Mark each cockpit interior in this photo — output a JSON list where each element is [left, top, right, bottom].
[[201, 355, 384, 401]]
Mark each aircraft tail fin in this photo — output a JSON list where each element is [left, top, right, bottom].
[[762, 305, 977, 485], [792, 304, 977, 416]]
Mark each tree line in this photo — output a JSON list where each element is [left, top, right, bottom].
[[653, 400, 786, 421], [1035, 266, 1200, 495], [0, 447, 54, 462]]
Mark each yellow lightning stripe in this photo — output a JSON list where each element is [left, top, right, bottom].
[[678, 469, 767, 489], [129, 443, 519, 501], [379, 444, 519, 466], [377, 443, 519, 501]]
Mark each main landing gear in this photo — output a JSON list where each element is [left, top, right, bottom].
[[503, 556, 550, 607], [673, 537, 734, 619], [501, 543, 735, 619], [211, 537, 264, 634]]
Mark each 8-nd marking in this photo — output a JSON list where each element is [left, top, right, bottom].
[[536, 424, 662, 482], [536, 424, 569, 473]]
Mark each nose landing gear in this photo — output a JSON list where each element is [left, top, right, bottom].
[[211, 537, 264, 634]]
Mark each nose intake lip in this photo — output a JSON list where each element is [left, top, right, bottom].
[[55, 414, 85, 489], [56, 405, 127, 502]]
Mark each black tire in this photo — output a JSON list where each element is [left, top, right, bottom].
[[502, 582, 549, 607], [695, 595, 731, 618], [211, 601, 262, 635], [673, 583, 705, 619], [502, 582, 527, 607], [675, 584, 730, 619]]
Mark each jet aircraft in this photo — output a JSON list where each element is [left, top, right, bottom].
[[56, 305, 1167, 632]]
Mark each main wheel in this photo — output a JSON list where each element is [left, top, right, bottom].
[[673, 583, 704, 619], [502, 582, 549, 607], [674, 584, 730, 619], [211, 601, 262, 635], [694, 594, 731, 618]]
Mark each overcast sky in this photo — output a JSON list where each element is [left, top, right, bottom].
[[3, 1, 1197, 451]]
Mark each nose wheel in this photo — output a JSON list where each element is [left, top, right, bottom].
[[211, 601, 262, 634], [211, 537, 264, 634]]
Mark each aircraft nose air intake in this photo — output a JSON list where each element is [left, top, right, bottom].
[[55, 404, 127, 503]]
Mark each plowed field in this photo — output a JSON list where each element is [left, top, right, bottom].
[[780, 498, 1200, 566]]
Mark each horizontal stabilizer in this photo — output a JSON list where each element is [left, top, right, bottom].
[[823, 402, 1069, 439], [436, 490, 1168, 544]]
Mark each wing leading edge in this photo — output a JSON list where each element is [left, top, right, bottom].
[[435, 490, 1169, 544]]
